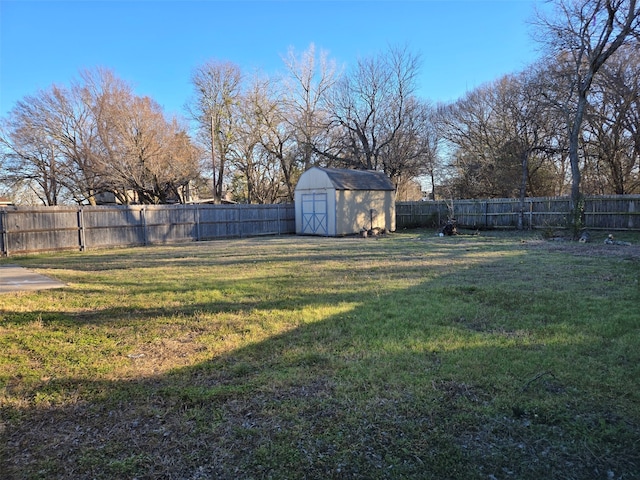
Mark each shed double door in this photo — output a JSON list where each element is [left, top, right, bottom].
[[301, 193, 328, 235]]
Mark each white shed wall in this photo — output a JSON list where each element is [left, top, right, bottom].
[[335, 190, 396, 235]]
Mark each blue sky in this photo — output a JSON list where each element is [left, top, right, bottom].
[[1, 0, 543, 119]]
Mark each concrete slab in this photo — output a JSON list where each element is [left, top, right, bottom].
[[0, 265, 66, 294]]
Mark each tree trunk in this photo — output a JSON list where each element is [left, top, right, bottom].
[[568, 92, 588, 237], [209, 116, 219, 203], [517, 149, 529, 230]]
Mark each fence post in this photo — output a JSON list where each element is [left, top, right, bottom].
[[411, 202, 415, 227], [194, 204, 200, 242], [1, 209, 7, 257], [528, 200, 533, 230], [277, 204, 281, 235], [141, 207, 148, 246], [484, 201, 488, 228], [77, 208, 86, 251], [630, 200, 636, 230]]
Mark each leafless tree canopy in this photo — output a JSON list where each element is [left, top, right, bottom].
[[532, 0, 639, 231], [1, 68, 200, 205], [2, 7, 639, 207]]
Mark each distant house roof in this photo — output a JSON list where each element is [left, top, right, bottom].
[[0, 197, 12, 206], [318, 167, 395, 191]]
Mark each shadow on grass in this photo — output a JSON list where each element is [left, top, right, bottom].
[[2, 234, 640, 479]]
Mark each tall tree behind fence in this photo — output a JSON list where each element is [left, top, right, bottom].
[[0, 204, 295, 256], [396, 196, 640, 231]]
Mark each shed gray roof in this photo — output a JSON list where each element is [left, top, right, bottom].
[[319, 167, 395, 191]]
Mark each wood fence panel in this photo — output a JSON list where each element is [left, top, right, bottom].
[[528, 197, 569, 228], [198, 206, 236, 239], [82, 206, 145, 248], [277, 205, 296, 235], [395, 202, 444, 228], [145, 205, 197, 244], [238, 204, 288, 236], [1, 198, 637, 256], [1, 207, 79, 254], [0, 203, 296, 256], [488, 200, 515, 228], [239, 206, 258, 237], [585, 196, 640, 230], [396, 195, 640, 231], [450, 201, 474, 227]]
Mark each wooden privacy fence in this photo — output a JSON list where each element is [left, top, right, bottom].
[[396, 195, 640, 231], [0, 204, 295, 256], [2, 195, 639, 256]]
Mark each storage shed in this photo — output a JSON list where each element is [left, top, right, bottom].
[[294, 167, 396, 236]]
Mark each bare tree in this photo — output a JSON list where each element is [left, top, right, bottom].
[[187, 61, 242, 202], [437, 84, 512, 198], [1, 67, 200, 205], [380, 97, 440, 200], [0, 81, 107, 205], [490, 72, 563, 228], [231, 75, 270, 203], [245, 76, 298, 202], [533, 0, 640, 234], [282, 43, 338, 171], [321, 45, 421, 174], [0, 104, 63, 205], [81, 68, 201, 204], [437, 71, 561, 215], [163, 128, 203, 202], [583, 44, 640, 193]]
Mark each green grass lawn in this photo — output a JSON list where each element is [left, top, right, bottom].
[[1, 229, 639, 479]]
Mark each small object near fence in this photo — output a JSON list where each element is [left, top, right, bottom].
[[578, 231, 591, 243], [604, 234, 632, 246], [440, 220, 458, 236]]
